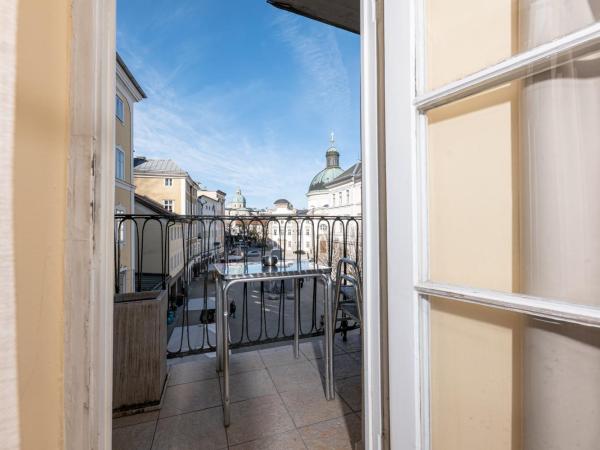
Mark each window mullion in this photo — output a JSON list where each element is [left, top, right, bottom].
[[416, 281, 600, 327], [415, 21, 600, 111]]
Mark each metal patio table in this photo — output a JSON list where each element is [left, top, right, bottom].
[[211, 260, 334, 426]]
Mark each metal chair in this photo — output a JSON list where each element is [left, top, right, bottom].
[[332, 257, 364, 444], [332, 257, 363, 337]]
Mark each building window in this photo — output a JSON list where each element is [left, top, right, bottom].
[[115, 148, 125, 180], [115, 95, 125, 122], [332, 194, 336, 206], [305, 228, 310, 235], [165, 178, 173, 186], [164, 200, 174, 212], [338, 192, 342, 204], [346, 190, 350, 204], [273, 228, 278, 236]]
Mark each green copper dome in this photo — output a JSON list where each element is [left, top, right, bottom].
[[227, 187, 246, 208], [308, 133, 344, 192], [308, 166, 344, 192]]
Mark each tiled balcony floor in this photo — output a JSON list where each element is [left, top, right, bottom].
[[113, 330, 363, 450]]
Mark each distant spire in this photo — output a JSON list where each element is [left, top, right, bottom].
[[330, 131, 335, 146]]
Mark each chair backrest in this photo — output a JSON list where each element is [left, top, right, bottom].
[[334, 258, 363, 323]]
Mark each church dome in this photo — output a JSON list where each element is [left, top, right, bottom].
[[308, 133, 344, 193], [227, 187, 246, 208]]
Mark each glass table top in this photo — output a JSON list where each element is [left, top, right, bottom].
[[212, 260, 331, 280]]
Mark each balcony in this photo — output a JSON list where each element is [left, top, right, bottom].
[[113, 214, 363, 448], [113, 330, 362, 449]]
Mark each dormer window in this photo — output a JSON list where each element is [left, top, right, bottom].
[[165, 178, 173, 186]]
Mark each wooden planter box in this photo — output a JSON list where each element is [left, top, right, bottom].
[[113, 290, 168, 416]]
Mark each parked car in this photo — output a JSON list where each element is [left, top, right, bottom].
[[246, 249, 261, 257]]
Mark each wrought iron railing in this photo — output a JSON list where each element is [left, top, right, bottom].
[[114, 214, 361, 357]]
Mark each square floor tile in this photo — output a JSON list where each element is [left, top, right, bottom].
[[113, 421, 156, 450], [113, 410, 159, 429], [312, 354, 361, 381], [335, 376, 362, 412], [299, 414, 361, 450], [280, 384, 351, 428], [226, 394, 295, 446], [259, 345, 307, 368], [229, 351, 265, 374], [267, 360, 323, 393], [221, 368, 277, 403], [168, 358, 218, 386], [229, 429, 306, 449], [159, 378, 222, 418], [152, 407, 227, 450]]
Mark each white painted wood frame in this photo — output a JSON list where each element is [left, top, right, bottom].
[[65, 0, 115, 448], [408, 2, 600, 448], [360, 0, 385, 447], [415, 22, 600, 111], [380, 0, 422, 448], [0, 1, 21, 448], [414, 22, 600, 326]]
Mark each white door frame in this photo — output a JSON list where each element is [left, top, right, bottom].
[[379, 0, 422, 448], [66, 0, 400, 448], [360, 0, 384, 448], [362, 0, 422, 448], [0, 1, 21, 448], [65, 0, 116, 448]]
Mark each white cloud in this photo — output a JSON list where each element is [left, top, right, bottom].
[[273, 14, 352, 120], [120, 11, 355, 209]]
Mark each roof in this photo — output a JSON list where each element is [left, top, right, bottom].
[[273, 198, 290, 205], [325, 161, 362, 187], [308, 166, 344, 192], [134, 159, 187, 176], [267, 0, 359, 34], [134, 194, 177, 216], [116, 53, 147, 99]]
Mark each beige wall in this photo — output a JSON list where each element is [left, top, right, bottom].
[[426, 1, 522, 448], [13, 0, 71, 448], [426, 0, 517, 89], [134, 203, 184, 277], [427, 85, 522, 450], [115, 186, 133, 291], [135, 176, 184, 214]]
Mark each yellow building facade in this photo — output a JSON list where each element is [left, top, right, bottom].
[[134, 159, 201, 261], [115, 55, 145, 292]]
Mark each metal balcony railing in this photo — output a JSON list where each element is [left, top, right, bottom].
[[114, 214, 361, 357]]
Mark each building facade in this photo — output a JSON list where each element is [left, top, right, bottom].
[[114, 54, 146, 292], [134, 194, 184, 297], [198, 190, 226, 259], [134, 158, 201, 264]]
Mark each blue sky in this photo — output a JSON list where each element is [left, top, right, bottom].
[[117, 0, 360, 209]]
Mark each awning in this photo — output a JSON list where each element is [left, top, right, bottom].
[[267, 0, 359, 34]]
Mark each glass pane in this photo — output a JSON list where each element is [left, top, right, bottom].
[[426, 0, 600, 90], [427, 51, 600, 308], [429, 297, 600, 450]]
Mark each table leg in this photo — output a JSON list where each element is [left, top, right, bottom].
[[294, 278, 300, 359], [215, 277, 222, 373], [323, 275, 335, 400], [223, 283, 231, 427]]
